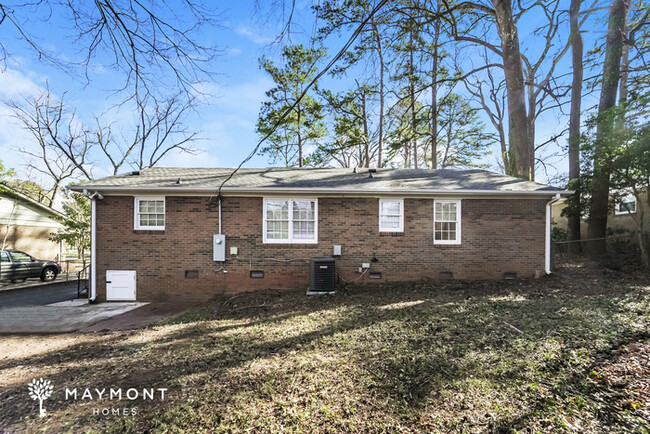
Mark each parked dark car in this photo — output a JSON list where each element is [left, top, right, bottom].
[[0, 250, 62, 283]]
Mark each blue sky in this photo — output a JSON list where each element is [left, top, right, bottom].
[[0, 1, 607, 188], [0, 1, 292, 180]]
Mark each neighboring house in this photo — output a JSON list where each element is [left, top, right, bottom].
[[70, 168, 569, 302], [0, 184, 67, 260], [550, 199, 569, 230], [551, 190, 649, 243]]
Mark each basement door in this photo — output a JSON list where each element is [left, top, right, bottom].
[[106, 270, 136, 301]]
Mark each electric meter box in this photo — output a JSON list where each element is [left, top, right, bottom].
[[213, 234, 226, 261]]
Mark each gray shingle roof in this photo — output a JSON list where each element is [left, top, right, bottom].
[[69, 167, 568, 196]]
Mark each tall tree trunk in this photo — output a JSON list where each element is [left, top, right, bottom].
[[498, 124, 508, 171], [409, 29, 418, 170], [634, 189, 649, 267], [526, 73, 536, 181], [297, 105, 303, 167], [641, 200, 649, 268], [586, 0, 631, 256], [492, 0, 532, 180], [361, 90, 370, 167], [568, 0, 584, 254], [618, 28, 633, 120], [373, 23, 385, 168], [430, 7, 440, 169]]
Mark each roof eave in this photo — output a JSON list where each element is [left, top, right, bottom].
[[0, 185, 67, 220], [69, 185, 572, 197]]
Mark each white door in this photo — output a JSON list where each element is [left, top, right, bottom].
[[106, 270, 136, 301]]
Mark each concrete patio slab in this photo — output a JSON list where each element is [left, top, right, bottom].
[[47, 299, 92, 307], [84, 302, 196, 332], [0, 302, 146, 334]]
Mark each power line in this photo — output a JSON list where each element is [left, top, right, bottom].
[[215, 0, 389, 197]]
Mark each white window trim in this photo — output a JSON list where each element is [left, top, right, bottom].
[[379, 198, 404, 232], [433, 199, 461, 245], [263, 198, 318, 244], [134, 196, 166, 231], [614, 193, 637, 215]]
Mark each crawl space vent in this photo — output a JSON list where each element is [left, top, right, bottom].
[[503, 272, 517, 280], [368, 271, 382, 279], [250, 270, 264, 279], [185, 270, 199, 279], [439, 271, 453, 280]]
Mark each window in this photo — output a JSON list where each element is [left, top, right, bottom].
[[263, 198, 318, 243], [10, 251, 33, 262], [615, 193, 636, 215], [434, 200, 461, 245], [379, 199, 404, 232], [1, 251, 9, 263], [134, 197, 165, 230]]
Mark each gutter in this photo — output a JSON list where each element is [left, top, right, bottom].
[[545, 193, 562, 274], [70, 185, 574, 198]]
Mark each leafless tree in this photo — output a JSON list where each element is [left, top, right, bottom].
[[95, 94, 199, 174], [461, 50, 509, 171], [0, 1, 221, 102], [436, 0, 599, 181], [8, 88, 91, 204], [7, 87, 199, 189]]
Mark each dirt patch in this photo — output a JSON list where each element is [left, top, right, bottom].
[[589, 340, 650, 427]]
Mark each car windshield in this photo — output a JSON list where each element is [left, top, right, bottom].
[[10, 252, 33, 263]]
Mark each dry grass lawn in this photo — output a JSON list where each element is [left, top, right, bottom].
[[0, 258, 649, 433]]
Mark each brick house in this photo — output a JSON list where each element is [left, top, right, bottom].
[[70, 168, 569, 302]]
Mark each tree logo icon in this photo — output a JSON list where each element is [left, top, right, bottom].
[[28, 378, 53, 417]]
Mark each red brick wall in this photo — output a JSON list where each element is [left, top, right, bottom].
[[95, 196, 547, 302]]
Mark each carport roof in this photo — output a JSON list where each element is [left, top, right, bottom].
[[69, 167, 570, 196]]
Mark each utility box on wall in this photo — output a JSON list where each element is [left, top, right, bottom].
[[213, 234, 226, 261]]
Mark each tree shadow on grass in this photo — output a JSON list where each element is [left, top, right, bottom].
[[1, 269, 648, 432]]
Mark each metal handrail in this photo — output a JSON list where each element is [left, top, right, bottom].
[[77, 263, 90, 298]]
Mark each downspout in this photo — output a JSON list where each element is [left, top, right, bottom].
[[545, 193, 562, 274], [83, 189, 103, 303], [90, 197, 97, 302]]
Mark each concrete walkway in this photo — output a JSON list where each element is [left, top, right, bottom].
[[0, 301, 145, 333], [85, 302, 195, 332]]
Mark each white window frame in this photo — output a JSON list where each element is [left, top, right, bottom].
[[263, 198, 318, 244], [134, 196, 165, 231], [379, 199, 404, 232], [433, 199, 461, 245], [615, 193, 637, 215]]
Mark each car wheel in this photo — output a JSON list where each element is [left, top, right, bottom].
[[41, 268, 57, 282]]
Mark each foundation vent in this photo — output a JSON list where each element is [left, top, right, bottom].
[[185, 270, 199, 279], [439, 271, 453, 280]]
